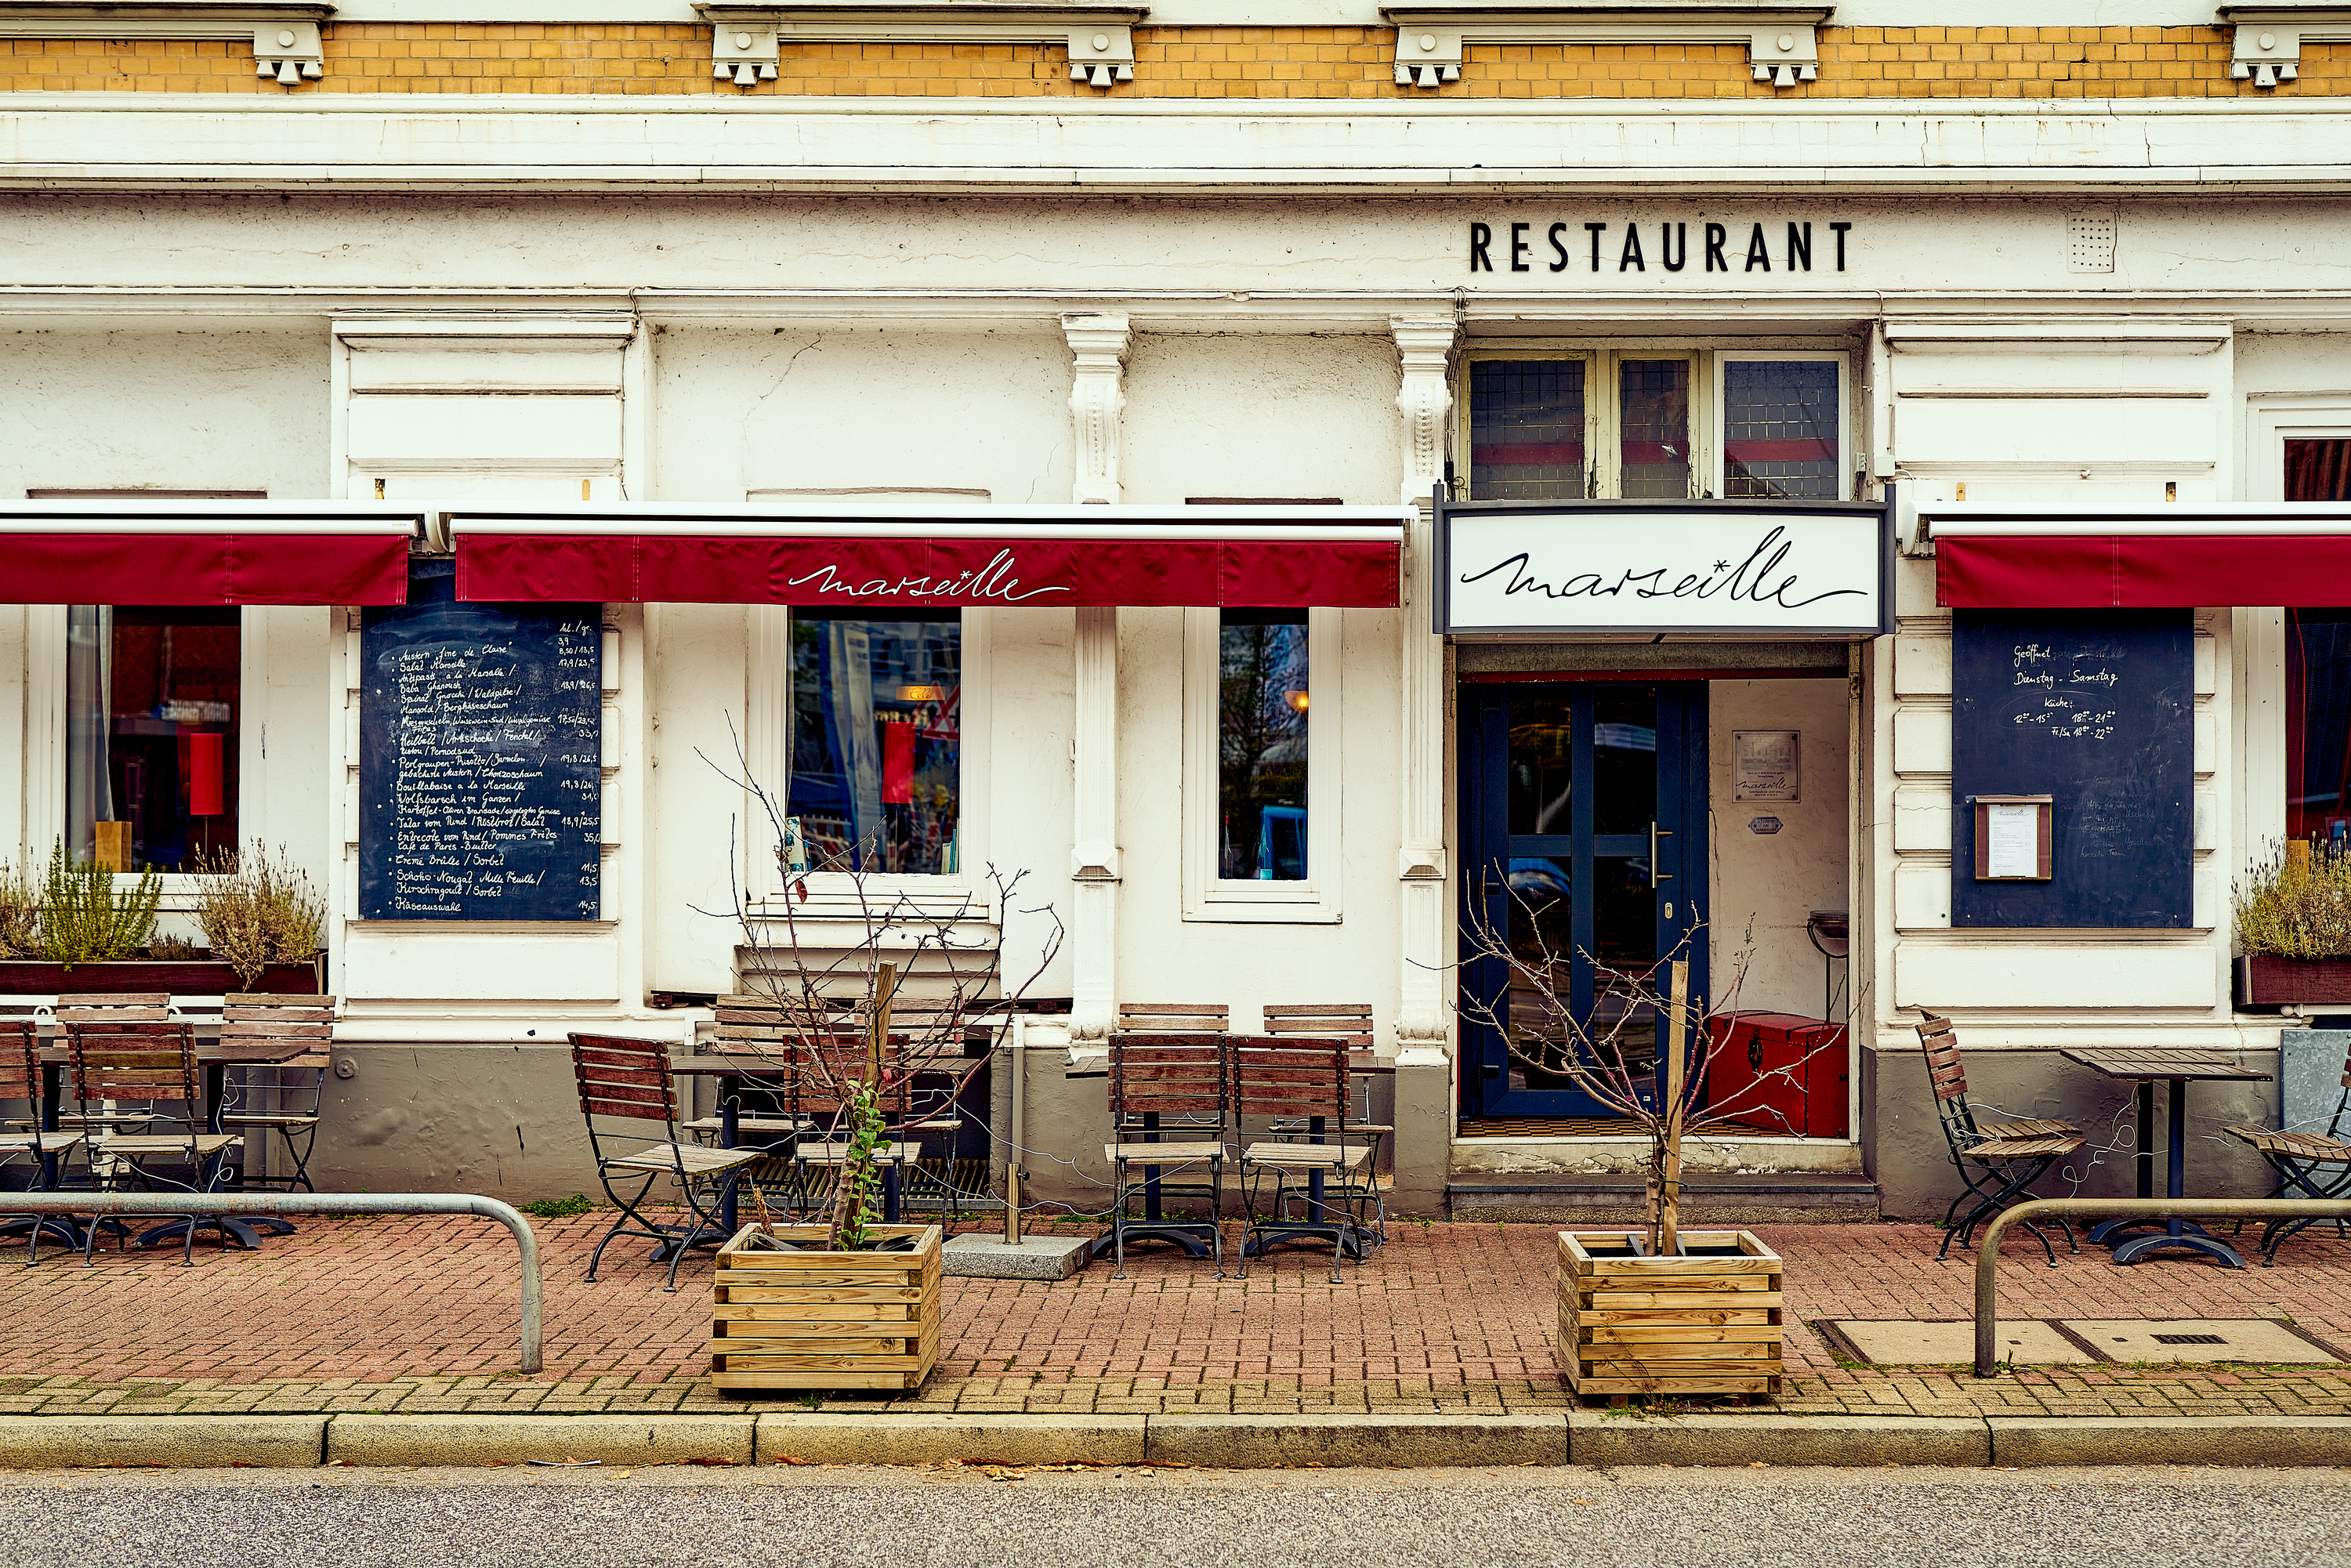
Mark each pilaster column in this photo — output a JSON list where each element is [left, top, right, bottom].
[[1063, 313, 1131, 1038], [1393, 316, 1458, 1054]]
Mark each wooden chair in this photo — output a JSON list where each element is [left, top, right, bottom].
[[35, 994, 176, 1142], [1104, 1031, 1230, 1277], [65, 1017, 245, 1266], [1118, 1002, 1229, 1035], [1262, 1003, 1389, 1244], [1232, 1037, 1376, 1282], [2224, 1037, 2351, 1265], [216, 994, 335, 1193], [0, 1018, 82, 1262], [1917, 1012, 2085, 1265], [571, 1032, 763, 1292]]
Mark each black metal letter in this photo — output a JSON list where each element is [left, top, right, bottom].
[[1585, 222, 1607, 273], [1831, 220, 1853, 271], [1787, 222, 1812, 272], [1618, 226, 1646, 273], [1704, 222, 1728, 273], [1548, 221, 1570, 272], [1469, 223, 1493, 273], [1744, 223, 1771, 272], [1661, 223, 1687, 273], [1510, 222, 1531, 273]]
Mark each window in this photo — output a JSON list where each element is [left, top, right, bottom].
[[786, 610, 962, 875], [1461, 349, 1849, 502], [1183, 607, 1340, 921], [65, 605, 241, 871], [2284, 440, 2351, 849]]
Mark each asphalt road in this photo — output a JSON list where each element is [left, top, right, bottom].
[[1, 1462, 2346, 1567]]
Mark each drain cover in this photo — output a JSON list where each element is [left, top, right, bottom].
[[1822, 1320, 2097, 1367], [2063, 1320, 2345, 1365]]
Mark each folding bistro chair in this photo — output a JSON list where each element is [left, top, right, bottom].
[[1104, 1030, 1230, 1278], [2223, 1036, 2351, 1265], [27, 994, 175, 1146], [1917, 1013, 2085, 1265], [0, 1018, 83, 1262], [66, 1017, 245, 1266], [1233, 1036, 1375, 1282], [770, 1036, 933, 1224], [216, 994, 335, 1193], [571, 1032, 763, 1291], [1262, 1003, 1389, 1245]]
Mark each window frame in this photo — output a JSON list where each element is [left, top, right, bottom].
[[1711, 349, 1853, 503], [1180, 604, 1342, 924], [1456, 342, 1856, 503]]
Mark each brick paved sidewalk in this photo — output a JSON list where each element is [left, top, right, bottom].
[[0, 1214, 2345, 1421]]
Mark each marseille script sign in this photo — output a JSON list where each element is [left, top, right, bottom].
[[1439, 505, 1887, 636], [1469, 219, 1854, 276]]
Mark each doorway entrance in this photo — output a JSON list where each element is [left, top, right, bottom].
[[1458, 682, 1709, 1121]]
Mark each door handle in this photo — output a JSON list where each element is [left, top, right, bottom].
[[1649, 820, 1672, 888]]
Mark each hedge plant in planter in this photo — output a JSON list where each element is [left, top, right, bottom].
[[2233, 844, 2351, 1007]]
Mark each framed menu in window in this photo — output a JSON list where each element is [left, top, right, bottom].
[[1972, 795, 2053, 882]]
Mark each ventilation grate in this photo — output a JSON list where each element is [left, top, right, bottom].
[[2151, 1333, 2227, 1345], [2068, 213, 2117, 273]]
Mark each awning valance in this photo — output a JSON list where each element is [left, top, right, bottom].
[[1926, 506, 2351, 609], [0, 505, 423, 606], [449, 505, 1409, 608]]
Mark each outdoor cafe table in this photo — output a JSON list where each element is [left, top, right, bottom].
[[2057, 1046, 2273, 1269], [666, 1052, 924, 1235], [32, 1034, 324, 1251]]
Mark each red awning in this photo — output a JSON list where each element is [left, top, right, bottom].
[[0, 506, 422, 606], [1928, 507, 2351, 609], [449, 505, 1408, 609]]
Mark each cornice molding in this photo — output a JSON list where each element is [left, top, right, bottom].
[[0, 2, 333, 81], [696, 3, 1150, 89], [2218, 6, 2351, 87], [1378, 3, 1830, 89]]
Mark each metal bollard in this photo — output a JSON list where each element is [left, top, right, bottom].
[[0, 1192, 545, 1373], [1973, 1197, 2351, 1377]]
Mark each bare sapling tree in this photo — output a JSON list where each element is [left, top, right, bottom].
[[703, 738, 1063, 1253], [1458, 894, 1844, 1255]]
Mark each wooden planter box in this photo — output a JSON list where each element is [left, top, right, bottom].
[[0, 956, 323, 997], [2234, 954, 2351, 1009], [712, 1222, 944, 1392], [1557, 1229, 1783, 1400]]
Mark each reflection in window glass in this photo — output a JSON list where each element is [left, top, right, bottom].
[[1722, 361, 1842, 500], [64, 606, 241, 871], [2285, 447, 2351, 850], [1469, 360, 1586, 500], [788, 610, 961, 875], [1618, 360, 1691, 499], [2288, 439, 2351, 504], [1219, 610, 1309, 881]]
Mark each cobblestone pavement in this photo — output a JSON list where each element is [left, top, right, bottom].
[[0, 1215, 2345, 1420]]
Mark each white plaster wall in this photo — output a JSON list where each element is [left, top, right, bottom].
[[650, 324, 1074, 504], [1120, 332, 1404, 505], [643, 599, 753, 997], [0, 327, 328, 499], [1709, 679, 1851, 1023]]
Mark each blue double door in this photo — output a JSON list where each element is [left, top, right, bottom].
[[1459, 683, 1710, 1121]]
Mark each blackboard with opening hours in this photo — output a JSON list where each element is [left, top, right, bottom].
[[360, 559, 602, 922], [1951, 608, 2193, 929]]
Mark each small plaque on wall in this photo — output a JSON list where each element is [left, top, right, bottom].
[[1734, 730, 1799, 802], [1972, 795, 2053, 881]]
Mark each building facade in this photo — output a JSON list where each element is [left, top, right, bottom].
[[5, 0, 2348, 1222]]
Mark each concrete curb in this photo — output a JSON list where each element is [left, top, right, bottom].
[[0, 1414, 326, 1468], [325, 1414, 756, 1468], [1146, 1413, 1567, 1468], [757, 1414, 1146, 1466], [1569, 1413, 1990, 1468], [1987, 1415, 2351, 1468], [9, 1410, 2351, 1470]]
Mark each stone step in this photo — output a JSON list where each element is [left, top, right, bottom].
[[1447, 1172, 1879, 1225]]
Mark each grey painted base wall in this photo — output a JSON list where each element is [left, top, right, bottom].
[[1862, 1042, 2277, 1222]]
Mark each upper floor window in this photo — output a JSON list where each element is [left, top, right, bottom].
[[1462, 349, 1849, 502]]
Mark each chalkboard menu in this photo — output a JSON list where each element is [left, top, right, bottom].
[[360, 559, 602, 922], [1951, 610, 2193, 929]]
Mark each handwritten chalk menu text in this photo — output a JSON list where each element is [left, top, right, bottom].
[[360, 559, 601, 922], [1951, 610, 2193, 929]]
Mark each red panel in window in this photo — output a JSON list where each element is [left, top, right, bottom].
[[881, 720, 915, 806]]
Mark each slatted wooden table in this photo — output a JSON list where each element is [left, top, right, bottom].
[[2059, 1047, 2272, 1268]]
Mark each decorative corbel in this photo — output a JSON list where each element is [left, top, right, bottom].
[[697, 4, 1143, 92], [1063, 312, 1131, 507], [1382, 5, 1827, 92], [0, 4, 331, 85]]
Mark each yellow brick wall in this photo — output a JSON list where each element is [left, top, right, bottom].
[[0, 24, 2341, 100]]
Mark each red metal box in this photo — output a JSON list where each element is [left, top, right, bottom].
[[1701, 1011, 1849, 1139]]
